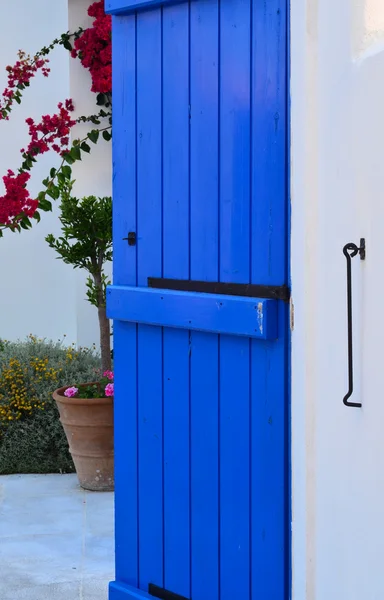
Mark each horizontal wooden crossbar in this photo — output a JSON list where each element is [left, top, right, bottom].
[[107, 285, 278, 340], [105, 0, 182, 15]]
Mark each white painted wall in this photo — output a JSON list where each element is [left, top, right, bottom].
[[291, 0, 384, 598], [0, 0, 111, 348], [68, 0, 112, 350]]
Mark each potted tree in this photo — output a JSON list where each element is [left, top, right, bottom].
[[47, 178, 114, 491]]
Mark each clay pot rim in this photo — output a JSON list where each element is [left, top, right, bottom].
[[53, 383, 114, 406]]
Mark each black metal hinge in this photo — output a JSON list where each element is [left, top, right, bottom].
[[148, 583, 189, 600], [147, 277, 290, 302]]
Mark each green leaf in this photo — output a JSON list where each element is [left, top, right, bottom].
[[50, 168, 57, 179], [46, 187, 60, 200], [88, 130, 99, 144], [63, 40, 72, 51], [33, 211, 41, 222], [20, 218, 31, 230], [63, 153, 75, 165], [70, 146, 81, 161], [102, 130, 112, 142], [80, 142, 91, 153], [96, 93, 108, 106], [62, 165, 72, 179]]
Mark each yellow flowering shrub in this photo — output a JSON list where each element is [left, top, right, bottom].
[[0, 358, 42, 423], [0, 335, 102, 474], [0, 353, 63, 426]]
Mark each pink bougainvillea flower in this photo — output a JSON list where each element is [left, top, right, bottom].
[[103, 370, 113, 380], [105, 383, 114, 397], [64, 386, 78, 398]]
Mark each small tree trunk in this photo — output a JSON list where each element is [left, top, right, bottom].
[[93, 271, 112, 373], [98, 304, 112, 373]]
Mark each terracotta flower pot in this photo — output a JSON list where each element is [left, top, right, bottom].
[[53, 384, 114, 491]]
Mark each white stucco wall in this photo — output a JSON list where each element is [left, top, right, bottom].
[[0, 0, 111, 348], [291, 0, 384, 598], [68, 0, 112, 350]]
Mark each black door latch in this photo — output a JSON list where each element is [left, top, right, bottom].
[[342, 238, 365, 408], [122, 232, 136, 246]]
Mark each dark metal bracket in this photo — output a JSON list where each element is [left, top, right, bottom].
[[122, 232, 136, 246], [148, 583, 189, 600], [147, 277, 290, 302], [342, 238, 365, 408]]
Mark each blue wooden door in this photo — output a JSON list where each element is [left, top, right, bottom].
[[106, 0, 288, 599]]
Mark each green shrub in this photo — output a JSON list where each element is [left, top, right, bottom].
[[0, 335, 101, 474]]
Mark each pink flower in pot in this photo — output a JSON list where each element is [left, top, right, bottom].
[[64, 386, 78, 398], [105, 383, 114, 397]]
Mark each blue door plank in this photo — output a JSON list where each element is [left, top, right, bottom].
[[219, 336, 250, 599], [190, 333, 219, 600], [113, 322, 138, 587], [251, 0, 287, 284], [136, 9, 164, 592], [111, 14, 139, 588], [163, 329, 190, 597], [250, 329, 287, 598], [112, 15, 137, 288], [162, 4, 191, 598], [190, 0, 220, 598], [218, 0, 251, 596], [250, 1, 287, 598]]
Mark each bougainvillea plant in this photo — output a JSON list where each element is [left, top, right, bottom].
[[0, 0, 111, 237]]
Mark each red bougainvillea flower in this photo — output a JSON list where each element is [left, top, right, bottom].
[[0, 170, 38, 227], [0, 51, 50, 120], [71, 0, 112, 94], [0, 98, 76, 230], [24, 99, 76, 158]]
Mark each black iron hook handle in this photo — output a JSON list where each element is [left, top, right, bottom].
[[342, 238, 365, 408]]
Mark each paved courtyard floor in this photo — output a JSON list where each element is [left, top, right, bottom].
[[0, 473, 114, 600]]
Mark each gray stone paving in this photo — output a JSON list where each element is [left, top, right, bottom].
[[0, 474, 114, 600]]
